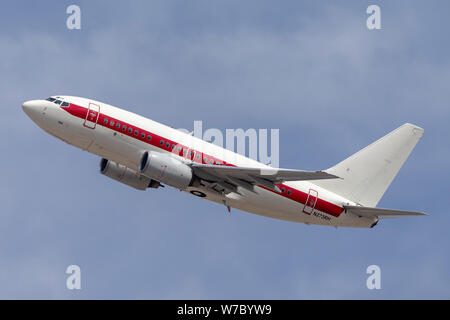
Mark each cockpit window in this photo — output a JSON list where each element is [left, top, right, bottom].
[[46, 97, 69, 107]]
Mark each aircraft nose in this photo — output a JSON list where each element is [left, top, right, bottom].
[[22, 100, 45, 120], [22, 100, 40, 113]]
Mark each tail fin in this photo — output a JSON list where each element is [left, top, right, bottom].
[[314, 123, 424, 207]]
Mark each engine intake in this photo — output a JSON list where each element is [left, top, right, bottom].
[[100, 158, 160, 190], [139, 151, 193, 190]]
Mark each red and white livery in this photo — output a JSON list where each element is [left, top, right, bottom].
[[22, 96, 426, 228]]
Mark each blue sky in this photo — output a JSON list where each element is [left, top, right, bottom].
[[0, 0, 449, 299]]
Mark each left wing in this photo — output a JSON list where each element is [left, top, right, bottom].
[[190, 163, 339, 194]]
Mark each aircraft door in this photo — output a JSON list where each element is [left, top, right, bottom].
[[303, 188, 318, 215], [84, 102, 100, 129]]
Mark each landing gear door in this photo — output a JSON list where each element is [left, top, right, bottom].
[[303, 189, 318, 215], [84, 102, 100, 129]]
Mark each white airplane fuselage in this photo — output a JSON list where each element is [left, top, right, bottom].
[[22, 96, 380, 228]]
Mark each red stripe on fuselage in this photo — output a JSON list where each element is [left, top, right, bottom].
[[61, 103, 344, 217]]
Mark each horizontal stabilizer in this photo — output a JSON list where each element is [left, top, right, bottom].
[[344, 205, 427, 219]]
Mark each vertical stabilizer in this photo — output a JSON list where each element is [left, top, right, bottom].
[[313, 123, 424, 207]]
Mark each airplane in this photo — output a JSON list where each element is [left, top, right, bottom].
[[22, 96, 426, 228]]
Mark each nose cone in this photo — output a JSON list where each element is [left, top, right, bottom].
[[22, 100, 41, 116], [22, 100, 47, 123]]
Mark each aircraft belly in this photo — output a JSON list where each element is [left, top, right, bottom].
[[185, 184, 327, 225]]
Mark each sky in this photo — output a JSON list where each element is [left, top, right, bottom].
[[0, 0, 449, 299]]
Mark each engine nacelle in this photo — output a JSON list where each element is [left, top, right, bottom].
[[100, 158, 160, 190], [139, 151, 193, 190]]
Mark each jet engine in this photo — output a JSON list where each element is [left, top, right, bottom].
[[139, 151, 193, 190], [100, 158, 161, 190]]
